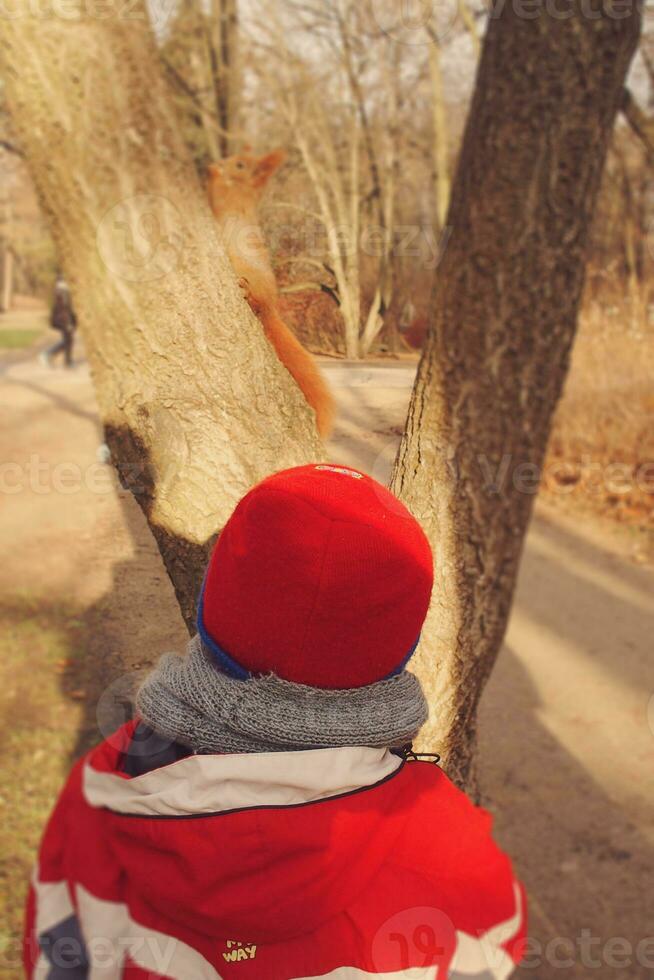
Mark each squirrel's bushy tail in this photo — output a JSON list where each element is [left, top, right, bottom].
[[261, 310, 335, 439]]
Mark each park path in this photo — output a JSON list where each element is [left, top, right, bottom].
[[0, 350, 652, 979]]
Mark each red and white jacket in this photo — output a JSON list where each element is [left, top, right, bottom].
[[25, 720, 526, 979]]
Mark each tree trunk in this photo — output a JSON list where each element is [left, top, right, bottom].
[[209, 0, 240, 156], [458, 0, 481, 58], [0, 244, 13, 312], [621, 87, 654, 162], [392, 3, 640, 787], [427, 32, 450, 236], [0, 3, 321, 633]]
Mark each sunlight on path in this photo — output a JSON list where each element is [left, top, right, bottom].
[[508, 608, 654, 828], [528, 522, 653, 613]]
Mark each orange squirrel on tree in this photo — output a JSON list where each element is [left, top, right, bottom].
[[207, 149, 334, 438]]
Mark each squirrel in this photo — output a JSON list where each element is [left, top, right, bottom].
[[207, 149, 335, 439]]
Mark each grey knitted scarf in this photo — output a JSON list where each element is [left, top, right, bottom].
[[136, 634, 428, 755]]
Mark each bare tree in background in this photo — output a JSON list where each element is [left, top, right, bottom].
[[208, 0, 240, 155], [0, 115, 18, 309], [252, 0, 406, 357], [427, 31, 450, 237], [612, 138, 649, 323], [426, 1, 482, 237], [0, 244, 13, 312], [161, 0, 241, 167], [161, 0, 221, 166]]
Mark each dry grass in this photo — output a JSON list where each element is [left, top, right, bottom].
[[0, 310, 47, 352], [0, 598, 88, 979], [544, 294, 654, 532], [0, 330, 43, 351]]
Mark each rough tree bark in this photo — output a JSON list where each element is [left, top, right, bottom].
[[392, 1, 641, 786], [0, 3, 321, 631]]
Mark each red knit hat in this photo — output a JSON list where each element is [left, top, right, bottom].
[[197, 464, 433, 690]]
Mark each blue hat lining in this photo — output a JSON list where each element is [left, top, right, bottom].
[[196, 580, 421, 686]]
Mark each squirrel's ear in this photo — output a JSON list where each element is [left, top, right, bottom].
[[207, 163, 222, 181], [253, 149, 287, 187]]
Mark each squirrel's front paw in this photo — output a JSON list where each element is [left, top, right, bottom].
[[238, 277, 262, 315]]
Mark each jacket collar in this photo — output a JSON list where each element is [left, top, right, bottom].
[[83, 743, 403, 817]]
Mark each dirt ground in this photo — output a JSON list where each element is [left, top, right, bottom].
[[0, 338, 652, 979]]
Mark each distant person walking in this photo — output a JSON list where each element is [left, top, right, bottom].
[[41, 272, 76, 367]]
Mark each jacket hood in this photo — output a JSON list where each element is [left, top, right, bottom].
[[83, 723, 416, 944]]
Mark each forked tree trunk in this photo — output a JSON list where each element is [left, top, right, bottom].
[[392, 2, 640, 787], [0, 3, 321, 631], [0, 0, 641, 790]]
